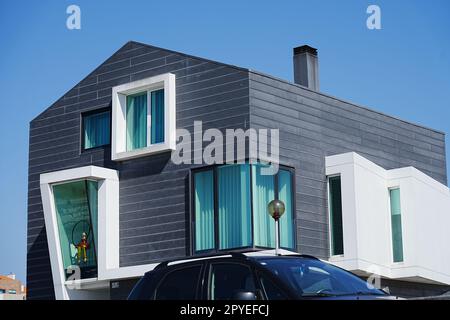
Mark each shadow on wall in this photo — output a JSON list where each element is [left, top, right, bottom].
[[27, 227, 55, 300]]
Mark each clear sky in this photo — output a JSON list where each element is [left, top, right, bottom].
[[0, 0, 449, 284]]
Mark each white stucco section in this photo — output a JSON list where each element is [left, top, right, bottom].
[[326, 152, 450, 285], [40, 166, 158, 300]]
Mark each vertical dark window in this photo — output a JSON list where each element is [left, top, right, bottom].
[[194, 170, 215, 251], [390, 188, 404, 262], [82, 109, 111, 150], [329, 176, 344, 255], [218, 164, 252, 249]]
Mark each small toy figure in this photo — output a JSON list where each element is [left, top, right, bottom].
[[75, 232, 90, 263]]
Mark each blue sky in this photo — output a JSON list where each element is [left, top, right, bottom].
[[0, 0, 449, 283]]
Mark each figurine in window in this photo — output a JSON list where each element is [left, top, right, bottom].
[[75, 232, 90, 263]]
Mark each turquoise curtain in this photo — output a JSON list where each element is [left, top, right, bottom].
[[86, 180, 98, 258], [329, 176, 344, 255], [278, 170, 294, 249], [83, 111, 110, 149], [53, 180, 98, 278], [390, 188, 404, 262], [252, 164, 275, 248], [126, 93, 147, 151], [218, 164, 252, 249], [151, 89, 165, 144], [194, 170, 215, 251]]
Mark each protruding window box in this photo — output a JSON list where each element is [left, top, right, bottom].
[[111, 73, 176, 161]]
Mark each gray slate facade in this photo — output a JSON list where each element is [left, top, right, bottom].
[[27, 41, 447, 299]]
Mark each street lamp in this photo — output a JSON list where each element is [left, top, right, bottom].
[[268, 199, 285, 255]]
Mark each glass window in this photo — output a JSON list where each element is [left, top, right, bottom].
[[390, 188, 404, 262], [126, 92, 147, 151], [259, 257, 385, 298], [209, 263, 256, 300], [52, 180, 98, 279], [218, 165, 252, 249], [193, 164, 295, 252], [0, 289, 5, 294], [258, 273, 287, 300], [151, 89, 164, 144], [194, 170, 215, 251], [82, 109, 110, 150], [252, 164, 275, 248], [155, 266, 201, 300], [126, 89, 165, 151], [278, 170, 294, 249], [329, 176, 344, 255], [8, 289, 17, 294]]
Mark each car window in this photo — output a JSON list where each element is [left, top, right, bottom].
[[259, 273, 288, 300], [209, 263, 256, 300], [259, 258, 385, 297], [155, 265, 202, 300]]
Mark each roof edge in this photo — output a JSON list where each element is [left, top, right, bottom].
[[248, 69, 446, 136]]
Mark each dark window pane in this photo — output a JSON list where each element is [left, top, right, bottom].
[[151, 89, 164, 144], [329, 176, 344, 255], [83, 110, 110, 149], [252, 164, 275, 248], [209, 263, 256, 300], [260, 258, 385, 297], [390, 188, 404, 262], [155, 266, 201, 300], [278, 169, 294, 249], [126, 92, 147, 151], [218, 164, 252, 249], [259, 274, 287, 300], [194, 170, 215, 251]]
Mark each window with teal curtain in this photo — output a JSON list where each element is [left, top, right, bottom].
[[329, 176, 344, 255], [278, 170, 294, 249], [151, 89, 165, 144], [83, 110, 110, 149], [252, 164, 275, 248], [126, 92, 147, 151], [194, 170, 215, 251], [52, 180, 98, 279], [390, 188, 404, 262], [218, 164, 252, 249], [193, 164, 295, 252]]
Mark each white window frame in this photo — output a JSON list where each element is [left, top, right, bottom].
[[41, 166, 161, 300], [111, 73, 176, 161]]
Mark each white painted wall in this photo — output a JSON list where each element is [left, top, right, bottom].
[[326, 152, 450, 285]]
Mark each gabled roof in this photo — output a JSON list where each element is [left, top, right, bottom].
[[31, 40, 248, 122]]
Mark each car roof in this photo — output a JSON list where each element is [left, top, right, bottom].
[[150, 249, 320, 273]]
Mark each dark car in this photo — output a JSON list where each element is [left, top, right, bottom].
[[128, 250, 395, 300]]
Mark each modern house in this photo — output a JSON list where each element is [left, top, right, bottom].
[[27, 41, 450, 300]]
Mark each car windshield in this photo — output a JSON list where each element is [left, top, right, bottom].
[[258, 257, 386, 297]]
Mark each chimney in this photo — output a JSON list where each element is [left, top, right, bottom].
[[293, 45, 319, 91], [7, 273, 15, 280]]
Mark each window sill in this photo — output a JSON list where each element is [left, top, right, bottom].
[[112, 142, 175, 161]]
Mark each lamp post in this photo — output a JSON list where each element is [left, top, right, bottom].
[[268, 199, 285, 255]]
